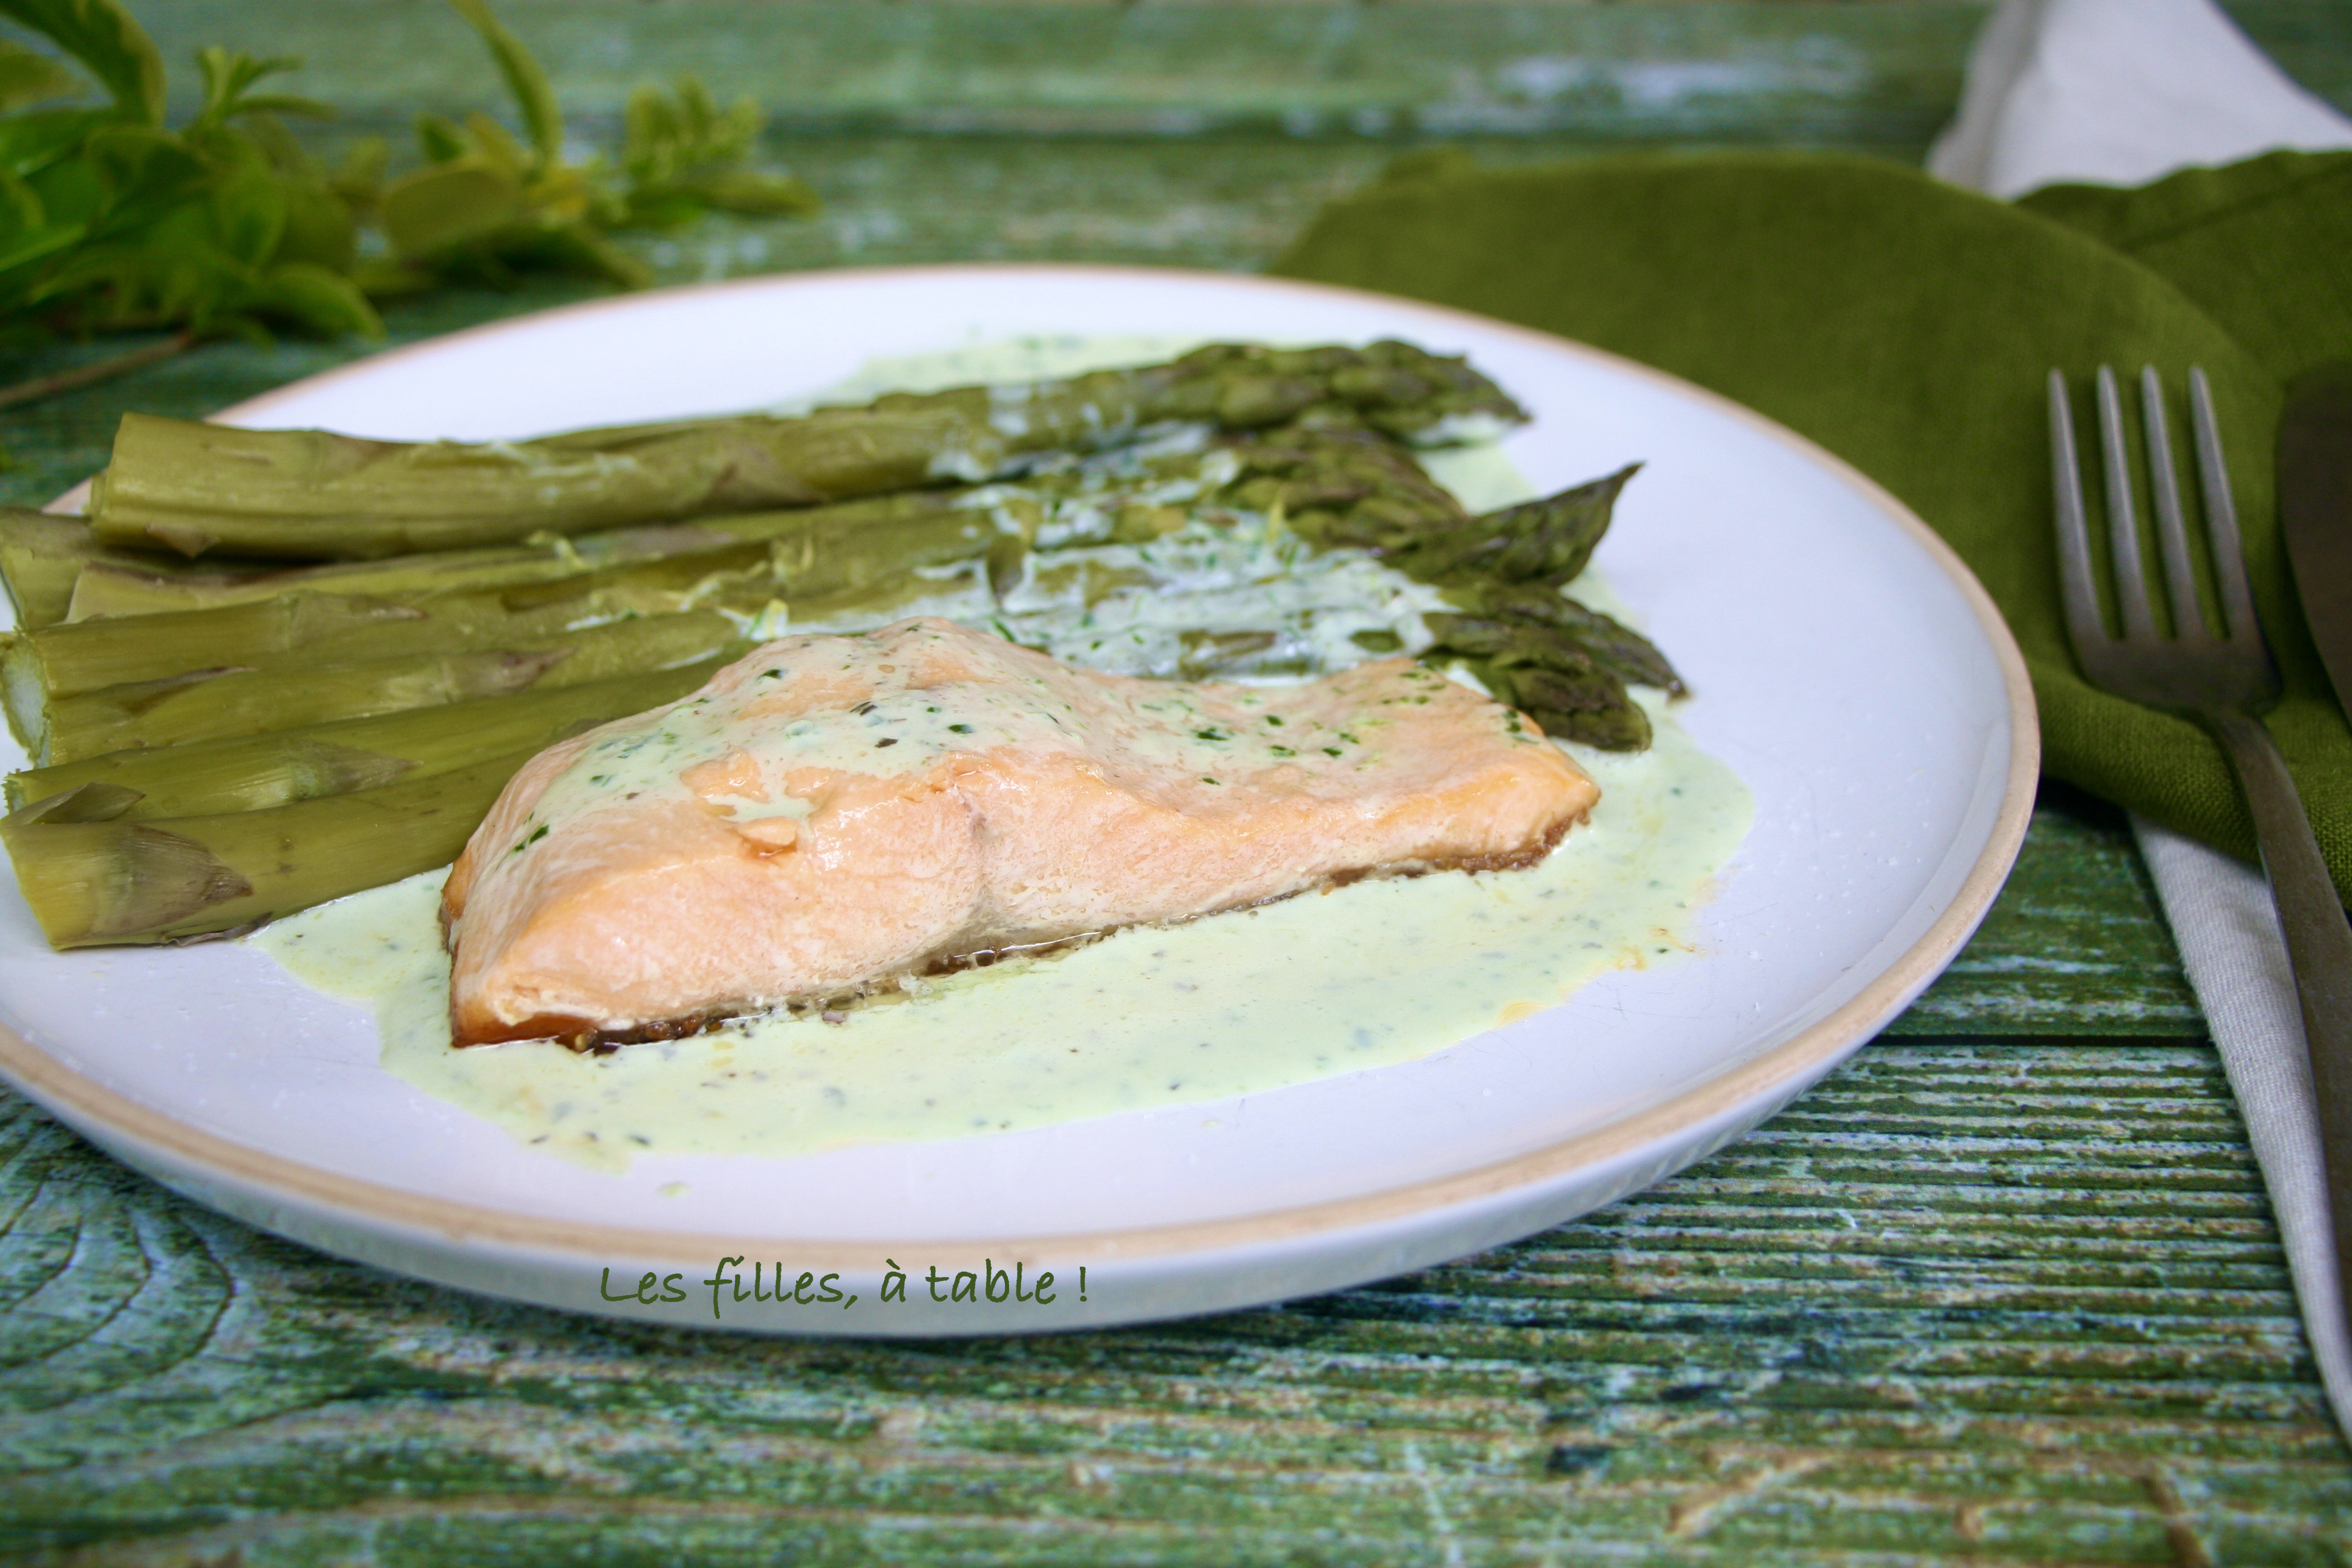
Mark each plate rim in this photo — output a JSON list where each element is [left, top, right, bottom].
[[0, 261, 2040, 1266]]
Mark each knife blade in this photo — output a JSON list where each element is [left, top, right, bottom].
[[2280, 362, 2352, 718]]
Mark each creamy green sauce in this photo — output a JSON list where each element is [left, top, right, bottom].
[[250, 336, 1753, 1170], [259, 694, 1744, 1171]]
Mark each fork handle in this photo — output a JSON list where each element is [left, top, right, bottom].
[[2204, 708, 2352, 1331]]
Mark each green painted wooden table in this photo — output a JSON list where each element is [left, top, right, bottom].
[[5, 3, 2352, 1560]]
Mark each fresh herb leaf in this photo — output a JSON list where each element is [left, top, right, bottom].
[[0, 39, 80, 113], [0, 0, 164, 123], [448, 0, 560, 170], [0, 0, 819, 390]]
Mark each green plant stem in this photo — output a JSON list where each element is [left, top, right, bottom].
[[0, 332, 197, 413]]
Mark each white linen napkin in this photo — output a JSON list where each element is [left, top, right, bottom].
[[1929, 0, 2352, 1436], [1928, 0, 2352, 196], [2135, 819, 2352, 1433]]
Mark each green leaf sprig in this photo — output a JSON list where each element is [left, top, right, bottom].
[[0, 0, 818, 357], [0, 0, 376, 344]]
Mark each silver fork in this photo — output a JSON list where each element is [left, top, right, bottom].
[[2051, 364, 2352, 1346]]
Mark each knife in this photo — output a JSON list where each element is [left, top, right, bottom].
[[2281, 362, 2352, 717]]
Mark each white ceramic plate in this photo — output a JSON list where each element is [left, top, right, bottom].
[[0, 267, 2033, 1334]]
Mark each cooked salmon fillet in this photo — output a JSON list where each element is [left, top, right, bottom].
[[442, 617, 1598, 1046]]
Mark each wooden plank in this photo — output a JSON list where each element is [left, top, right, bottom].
[[113, 2, 2350, 142], [1892, 788, 2200, 1039], [132, 0, 1990, 143], [2, 1044, 2345, 1563]]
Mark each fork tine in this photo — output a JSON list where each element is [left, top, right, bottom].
[[2189, 367, 2261, 649], [2139, 367, 2207, 640], [2048, 370, 2110, 655], [2096, 367, 2158, 641]]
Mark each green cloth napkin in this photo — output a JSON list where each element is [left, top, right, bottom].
[[1270, 148, 2352, 901]]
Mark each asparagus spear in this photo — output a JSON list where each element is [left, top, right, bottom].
[[37, 651, 558, 767], [59, 491, 967, 621], [1219, 426, 1474, 551], [58, 466, 1138, 628], [58, 423, 1441, 626], [59, 457, 1189, 623], [1366, 464, 1683, 752], [0, 512, 104, 633], [11, 594, 428, 704], [1388, 464, 1640, 588], [1463, 654, 1652, 753], [12, 434, 1292, 753], [27, 422, 1448, 701], [85, 342, 1525, 561], [2, 747, 547, 948], [11, 659, 729, 818], [0, 511, 193, 632], [33, 612, 745, 763], [65, 535, 620, 622], [8, 539, 779, 703], [1426, 598, 1685, 697]]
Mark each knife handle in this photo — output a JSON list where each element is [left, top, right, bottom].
[[2279, 362, 2352, 716], [2206, 708, 2352, 1342]]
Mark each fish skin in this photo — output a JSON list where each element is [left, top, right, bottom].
[[442, 618, 1598, 1046]]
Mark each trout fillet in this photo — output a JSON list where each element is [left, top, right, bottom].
[[442, 618, 1598, 1045]]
